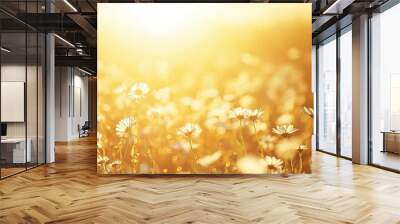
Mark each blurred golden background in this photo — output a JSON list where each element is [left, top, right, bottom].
[[97, 3, 313, 174]]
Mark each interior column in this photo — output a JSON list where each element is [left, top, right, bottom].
[[352, 14, 369, 164]]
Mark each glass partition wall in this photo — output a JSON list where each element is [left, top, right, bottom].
[[0, 3, 46, 179], [316, 26, 352, 159], [370, 3, 400, 171], [0, 30, 27, 177]]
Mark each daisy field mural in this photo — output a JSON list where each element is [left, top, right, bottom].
[[97, 3, 313, 174]]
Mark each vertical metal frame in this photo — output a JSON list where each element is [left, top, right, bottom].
[[367, 11, 373, 165], [25, 0, 28, 171], [44, 0, 48, 164], [0, 21, 2, 179], [72, 68, 75, 118], [36, 0, 39, 167], [315, 44, 320, 151], [336, 29, 341, 157]]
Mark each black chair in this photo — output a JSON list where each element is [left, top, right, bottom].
[[79, 121, 90, 138]]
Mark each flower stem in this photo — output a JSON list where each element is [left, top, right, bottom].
[[253, 121, 263, 158], [239, 120, 246, 155], [102, 163, 107, 174], [189, 138, 197, 172], [253, 121, 257, 135], [299, 152, 303, 173], [290, 159, 294, 173], [189, 138, 193, 151]]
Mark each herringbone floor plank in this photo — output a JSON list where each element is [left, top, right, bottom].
[[1, 136, 400, 224]]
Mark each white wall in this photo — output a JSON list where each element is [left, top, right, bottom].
[[55, 67, 70, 141], [1, 65, 36, 137], [1, 63, 46, 164], [55, 67, 89, 141], [71, 73, 89, 138]]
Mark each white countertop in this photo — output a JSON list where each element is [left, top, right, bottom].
[[1, 138, 29, 144]]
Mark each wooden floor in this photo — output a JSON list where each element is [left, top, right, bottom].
[[372, 150, 400, 171], [1, 136, 400, 224], [0, 167, 26, 178]]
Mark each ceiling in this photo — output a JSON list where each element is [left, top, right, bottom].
[[0, 0, 391, 74]]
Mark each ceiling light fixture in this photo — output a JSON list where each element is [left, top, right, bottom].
[[63, 0, 78, 12], [76, 48, 85, 56], [54, 34, 75, 48], [322, 0, 354, 15], [78, 67, 93, 76], [1, 47, 11, 53]]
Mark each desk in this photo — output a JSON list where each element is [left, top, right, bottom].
[[382, 131, 400, 154], [1, 138, 31, 163]]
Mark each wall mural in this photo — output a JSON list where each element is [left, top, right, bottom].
[[97, 3, 313, 174]]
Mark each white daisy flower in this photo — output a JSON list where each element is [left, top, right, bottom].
[[230, 107, 250, 121], [265, 156, 283, 174], [248, 109, 264, 122], [272, 124, 298, 136], [177, 123, 202, 139], [116, 117, 136, 137], [128, 82, 150, 101]]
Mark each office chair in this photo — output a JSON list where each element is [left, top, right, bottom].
[[79, 121, 90, 138]]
